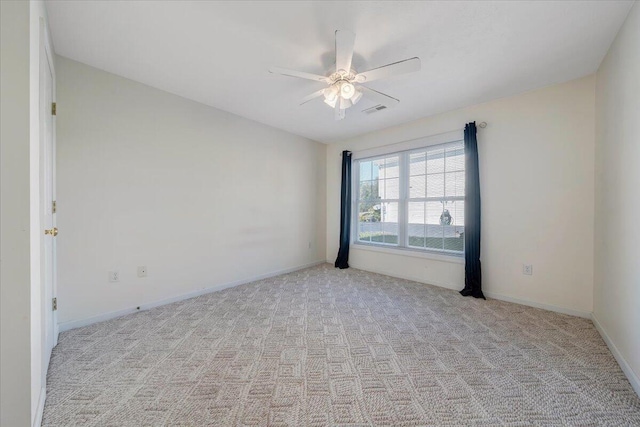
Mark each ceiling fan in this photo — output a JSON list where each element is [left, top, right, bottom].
[[269, 30, 421, 120]]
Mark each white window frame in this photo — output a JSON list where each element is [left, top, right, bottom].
[[351, 134, 465, 258]]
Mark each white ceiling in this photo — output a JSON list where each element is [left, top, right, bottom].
[[46, 1, 633, 143]]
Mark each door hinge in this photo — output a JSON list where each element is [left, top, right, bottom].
[[52, 297, 57, 311], [52, 200, 57, 214], [51, 102, 56, 116]]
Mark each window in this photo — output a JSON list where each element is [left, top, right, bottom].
[[354, 140, 465, 255]]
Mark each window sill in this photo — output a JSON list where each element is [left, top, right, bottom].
[[351, 243, 465, 264]]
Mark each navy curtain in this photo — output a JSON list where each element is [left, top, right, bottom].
[[335, 151, 352, 269], [460, 122, 485, 299]]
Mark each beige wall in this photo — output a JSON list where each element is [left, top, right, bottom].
[[327, 76, 596, 316], [1, 1, 33, 425], [594, 1, 640, 393], [55, 57, 327, 328]]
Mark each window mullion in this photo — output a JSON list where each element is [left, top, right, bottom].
[[398, 152, 409, 248], [442, 147, 446, 251]]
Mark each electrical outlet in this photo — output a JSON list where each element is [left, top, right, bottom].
[[137, 266, 147, 278], [108, 270, 120, 282], [308, 241, 312, 249], [523, 264, 533, 276]]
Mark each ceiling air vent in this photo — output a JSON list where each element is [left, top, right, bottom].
[[363, 104, 388, 114]]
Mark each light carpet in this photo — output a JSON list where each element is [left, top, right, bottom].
[[43, 264, 640, 426]]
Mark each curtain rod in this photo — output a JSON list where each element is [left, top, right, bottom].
[[341, 121, 487, 155]]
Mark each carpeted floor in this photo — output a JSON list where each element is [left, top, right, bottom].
[[43, 264, 640, 426]]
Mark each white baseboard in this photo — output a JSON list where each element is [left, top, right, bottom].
[[346, 262, 461, 292], [33, 386, 45, 427], [482, 291, 592, 318], [591, 314, 640, 397], [345, 263, 591, 318], [58, 260, 326, 333]]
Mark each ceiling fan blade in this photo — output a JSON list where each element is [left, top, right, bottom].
[[300, 89, 326, 105], [359, 86, 400, 108], [335, 30, 356, 73], [268, 66, 329, 83], [334, 101, 345, 121], [356, 57, 421, 83]]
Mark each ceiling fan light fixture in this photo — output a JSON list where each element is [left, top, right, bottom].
[[323, 85, 339, 102], [324, 97, 337, 108], [339, 97, 353, 110], [340, 82, 355, 99]]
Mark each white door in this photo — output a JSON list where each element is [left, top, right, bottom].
[[40, 29, 58, 358]]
